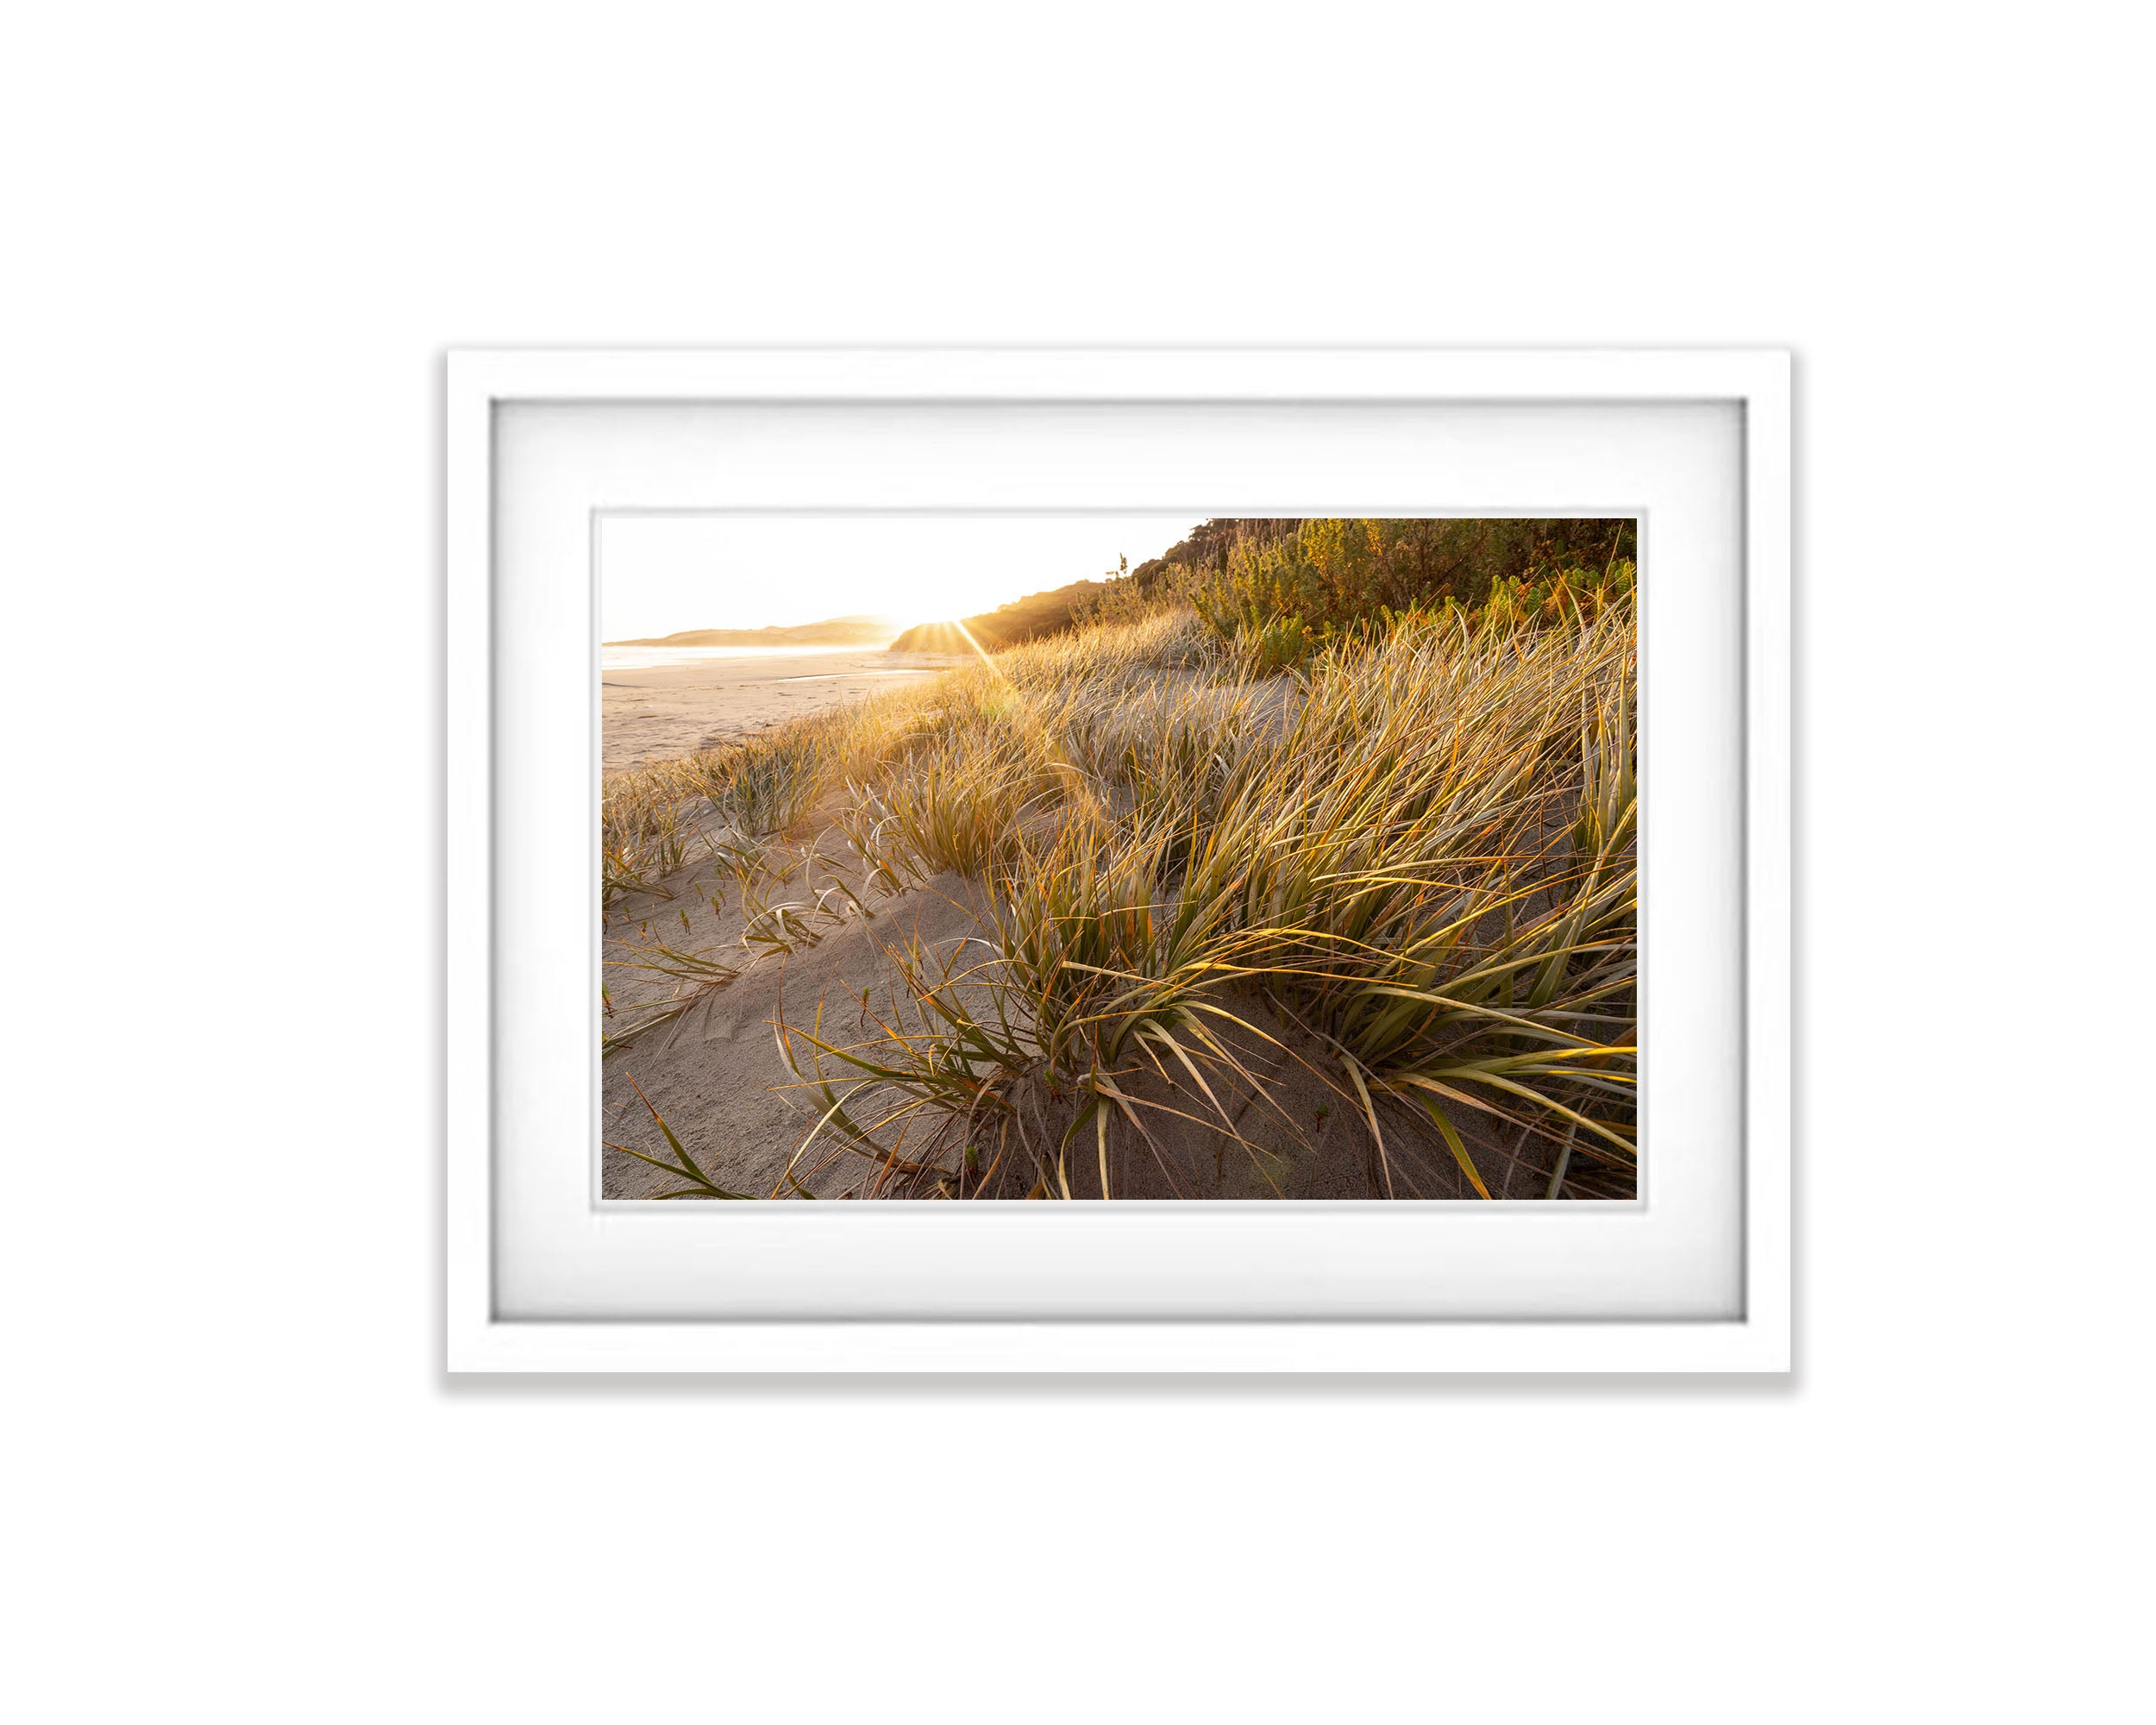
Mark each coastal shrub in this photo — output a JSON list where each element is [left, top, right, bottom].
[[1188, 518, 1636, 649], [1230, 613, 1318, 676]]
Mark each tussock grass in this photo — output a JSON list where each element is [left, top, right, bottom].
[[602, 698, 914, 905], [608, 599, 1635, 1200]]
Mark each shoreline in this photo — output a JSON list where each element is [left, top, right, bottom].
[[602, 649, 966, 773]]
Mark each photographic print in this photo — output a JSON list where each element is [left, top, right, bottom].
[[601, 514, 1637, 1201]]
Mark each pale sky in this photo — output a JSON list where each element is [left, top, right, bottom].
[[599, 513, 1204, 641]]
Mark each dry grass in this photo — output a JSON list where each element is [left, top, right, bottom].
[[605, 601, 1636, 1200]]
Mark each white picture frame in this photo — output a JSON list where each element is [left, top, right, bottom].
[[448, 348, 1789, 1373]]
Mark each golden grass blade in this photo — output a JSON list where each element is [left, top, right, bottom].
[[1338, 1053, 1395, 1199]]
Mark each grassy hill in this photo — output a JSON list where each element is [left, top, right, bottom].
[[891, 519, 1637, 658], [886, 580, 1106, 655]]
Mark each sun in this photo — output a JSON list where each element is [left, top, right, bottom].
[[887, 572, 1013, 632]]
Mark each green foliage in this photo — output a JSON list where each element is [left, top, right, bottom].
[[909, 518, 1637, 658], [1229, 613, 1319, 677], [1186, 518, 1636, 649]]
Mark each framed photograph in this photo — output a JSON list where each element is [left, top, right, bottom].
[[447, 348, 1789, 1371]]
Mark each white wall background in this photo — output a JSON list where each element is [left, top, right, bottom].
[[4, 5, 2147, 1722]]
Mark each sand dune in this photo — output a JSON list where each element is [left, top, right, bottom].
[[599, 807, 1520, 1201]]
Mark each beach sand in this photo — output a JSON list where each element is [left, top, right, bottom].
[[602, 649, 966, 774], [599, 797, 1557, 1202]]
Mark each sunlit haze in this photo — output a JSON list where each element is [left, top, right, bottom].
[[600, 513, 1202, 642]]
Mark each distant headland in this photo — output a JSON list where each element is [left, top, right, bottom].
[[605, 614, 898, 649]]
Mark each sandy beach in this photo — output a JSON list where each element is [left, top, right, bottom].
[[602, 648, 967, 773]]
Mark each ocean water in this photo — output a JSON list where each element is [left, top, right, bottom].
[[600, 643, 875, 671]]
